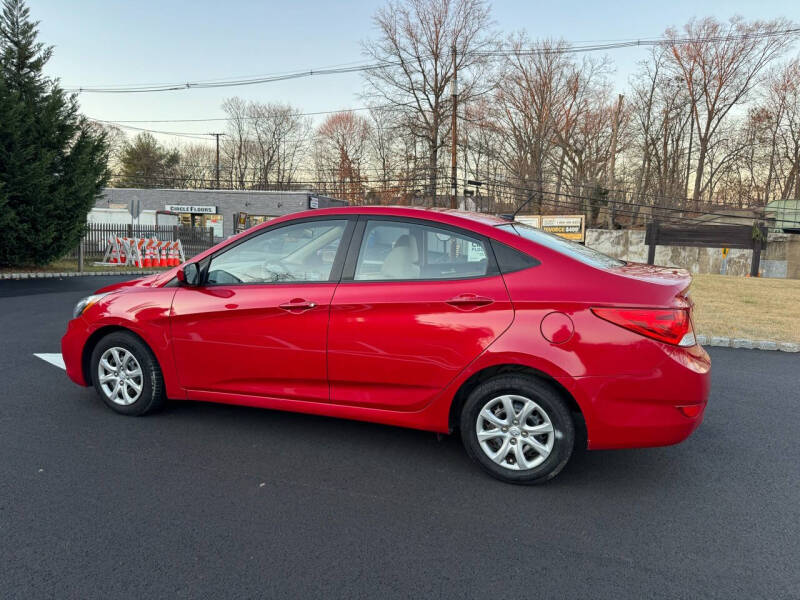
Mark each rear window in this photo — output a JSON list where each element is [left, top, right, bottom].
[[497, 222, 624, 269]]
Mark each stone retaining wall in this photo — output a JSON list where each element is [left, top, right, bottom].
[[585, 229, 800, 278]]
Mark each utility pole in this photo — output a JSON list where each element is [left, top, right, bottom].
[[209, 133, 225, 189], [606, 94, 624, 228], [450, 42, 458, 210]]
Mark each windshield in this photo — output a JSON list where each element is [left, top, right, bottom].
[[497, 222, 625, 269]]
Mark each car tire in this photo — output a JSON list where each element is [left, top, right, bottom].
[[460, 375, 575, 484], [90, 331, 166, 416]]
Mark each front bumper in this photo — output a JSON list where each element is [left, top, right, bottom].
[[61, 318, 92, 386]]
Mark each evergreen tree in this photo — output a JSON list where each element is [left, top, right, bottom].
[[0, 0, 108, 267], [117, 132, 180, 189]]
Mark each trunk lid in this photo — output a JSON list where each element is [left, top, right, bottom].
[[608, 262, 693, 308]]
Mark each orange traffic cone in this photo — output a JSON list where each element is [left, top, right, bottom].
[[143, 244, 152, 268], [159, 246, 168, 267], [169, 244, 179, 266]]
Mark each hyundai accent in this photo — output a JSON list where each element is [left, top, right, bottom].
[[62, 207, 710, 484]]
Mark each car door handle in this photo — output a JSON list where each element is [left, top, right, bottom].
[[446, 294, 494, 309], [279, 299, 317, 313]]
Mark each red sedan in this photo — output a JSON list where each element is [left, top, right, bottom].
[[62, 207, 710, 484]]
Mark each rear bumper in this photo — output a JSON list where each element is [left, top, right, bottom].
[[61, 318, 91, 386], [562, 344, 711, 450]]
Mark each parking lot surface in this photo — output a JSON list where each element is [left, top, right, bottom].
[[1, 276, 798, 599]]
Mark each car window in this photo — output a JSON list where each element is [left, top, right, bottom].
[[207, 220, 346, 285], [354, 220, 490, 281], [497, 222, 624, 269], [491, 240, 540, 273]]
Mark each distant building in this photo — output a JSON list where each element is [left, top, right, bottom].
[[92, 188, 348, 238], [764, 198, 800, 233]]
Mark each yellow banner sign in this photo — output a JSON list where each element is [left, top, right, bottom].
[[516, 215, 586, 242]]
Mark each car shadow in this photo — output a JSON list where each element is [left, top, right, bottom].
[[150, 397, 695, 489]]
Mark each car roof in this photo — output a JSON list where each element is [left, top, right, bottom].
[[280, 205, 510, 228]]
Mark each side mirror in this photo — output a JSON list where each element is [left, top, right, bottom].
[[178, 263, 200, 286]]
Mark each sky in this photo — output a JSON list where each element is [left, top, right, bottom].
[[34, 0, 800, 147]]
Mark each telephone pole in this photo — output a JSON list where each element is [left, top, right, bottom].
[[606, 94, 624, 228], [450, 42, 458, 210], [208, 133, 225, 189]]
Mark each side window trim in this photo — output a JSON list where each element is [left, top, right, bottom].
[[341, 215, 500, 283], [201, 216, 356, 286]]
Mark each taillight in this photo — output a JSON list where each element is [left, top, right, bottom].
[[591, 307, 696, 347]]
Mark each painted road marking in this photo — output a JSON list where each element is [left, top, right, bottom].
[[34, 353, 66, 370]]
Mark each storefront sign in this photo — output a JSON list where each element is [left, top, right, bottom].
[[165, 204, 217, 214]]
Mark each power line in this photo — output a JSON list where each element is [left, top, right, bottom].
[[89, 103, 416, 124], [95, 121, 217, 140], [100, 172, 738, 226], [484, 178, 769, 225], [65, 29, 800, 94]]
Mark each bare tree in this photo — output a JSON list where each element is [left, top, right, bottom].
[[220, 98, 310, 190], [362, 0, 496, 204], [175, 142, 216, 189], [492, 36, 573, 211], [88, 122, 127, 172], [249, 102, 311, 189], [221, 97, 252, 189], [314, 111, 372, 203], [665, 17, 797, 204], [764, 58, 800, 200]]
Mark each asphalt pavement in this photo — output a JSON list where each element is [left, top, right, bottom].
[[1, 276, 798, 599]]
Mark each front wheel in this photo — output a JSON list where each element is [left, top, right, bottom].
[[90, 332, 166, 416], [460, 375, 575, 484]]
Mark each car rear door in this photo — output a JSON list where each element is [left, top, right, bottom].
[[170, 217, 354, 403], [327, 217, 514, 412]]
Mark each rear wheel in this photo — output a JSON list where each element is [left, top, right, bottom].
[[460, 375, 575, 484], [90, 332, 166, 416]]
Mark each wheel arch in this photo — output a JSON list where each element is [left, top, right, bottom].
[[447, 364, 587, 449], [82, 325, 160, 387]]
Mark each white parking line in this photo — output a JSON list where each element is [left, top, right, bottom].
[[34, 353, 66, 370]]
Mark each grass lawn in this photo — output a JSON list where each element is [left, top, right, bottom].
[[691, 274, 800, 343], [0, 259, 170, 274]]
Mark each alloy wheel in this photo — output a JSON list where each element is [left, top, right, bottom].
[[475, 394, 555, 470], [97, 347, 143, 406]]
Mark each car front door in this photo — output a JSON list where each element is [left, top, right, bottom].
[[327, 217, 514, 412], [170, 217, 354, 403]]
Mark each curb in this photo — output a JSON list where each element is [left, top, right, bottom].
[[0, 270, 163, 280], [696, 335, 799, 353]]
